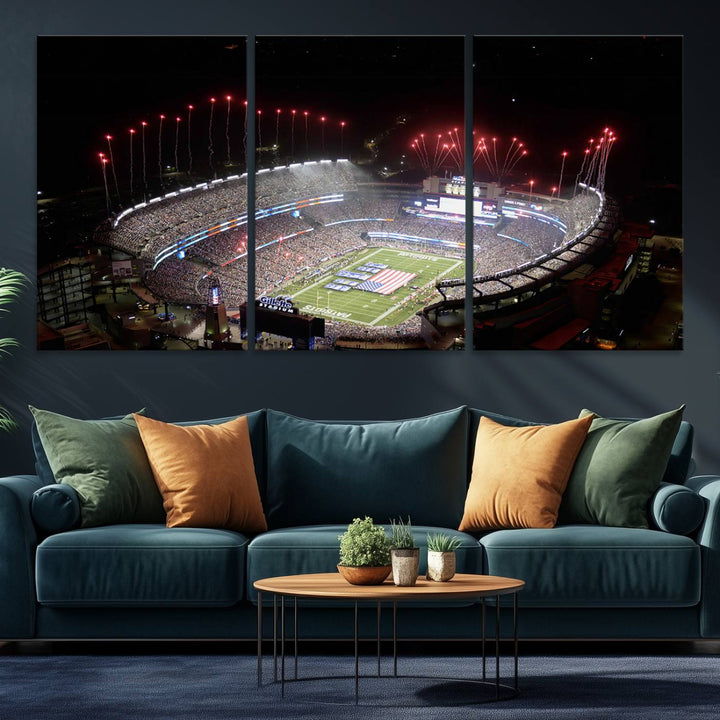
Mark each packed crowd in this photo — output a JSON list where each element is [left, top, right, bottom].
[[103, 160, 606, 345]]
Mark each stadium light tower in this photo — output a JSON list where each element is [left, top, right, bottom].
[[291, 109, 296, 159], [529, 179, 535, 202], [557, 151, 568, 199], [187, 105, 194, 175], [128, 129, 135, 196]]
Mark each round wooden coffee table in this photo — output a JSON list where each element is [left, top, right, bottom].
[[254, 572, 524, 705]]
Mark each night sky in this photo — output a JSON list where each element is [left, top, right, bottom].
[[37, 35, 681, 229]]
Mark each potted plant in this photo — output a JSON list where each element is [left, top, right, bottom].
[[390, 516, 419, 586], [426, 533, 462, 582], [337, 516, 392, 585]]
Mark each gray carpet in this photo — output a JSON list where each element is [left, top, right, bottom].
[[0, 652, 718, 719]]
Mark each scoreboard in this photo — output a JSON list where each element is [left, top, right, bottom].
[[423, 194, 498, 221]]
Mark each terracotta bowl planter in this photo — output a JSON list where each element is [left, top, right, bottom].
[[337, 564, 392, 585]]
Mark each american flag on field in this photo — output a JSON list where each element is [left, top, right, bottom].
[[355, 268, 417, 295]]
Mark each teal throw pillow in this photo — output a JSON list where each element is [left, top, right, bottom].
[[559, 406, 685, 528], [29, 407, 165, 528], [265, 407, 468, 529]]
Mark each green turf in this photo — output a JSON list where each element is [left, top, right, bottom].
[[271, 247, 464, 327]]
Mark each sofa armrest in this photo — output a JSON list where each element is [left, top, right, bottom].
[[685, 475, 720, 637], [0, 475, 45, 639]]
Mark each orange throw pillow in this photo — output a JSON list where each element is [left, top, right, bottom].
[[134, 414, 267, 533], [459, 415, 593, 531]]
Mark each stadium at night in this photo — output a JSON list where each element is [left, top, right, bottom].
[[37, 36, 682, 351], [90, 154, 617, 350]]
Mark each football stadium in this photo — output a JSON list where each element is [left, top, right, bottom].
[[95, 159, 616, 349]]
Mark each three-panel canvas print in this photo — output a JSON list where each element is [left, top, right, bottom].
[[37, 36, 682, 351]]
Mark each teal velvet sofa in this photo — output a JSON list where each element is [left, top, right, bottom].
[[1, 406, 718, 642]]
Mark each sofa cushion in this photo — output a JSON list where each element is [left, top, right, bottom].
[[134, 414, 267, 534], [35, 525, 248, 607], [29, 407, 165, 528], [246, 525, 482, 604], [559, 407, 685, 528], [265, 407, 468, 529], [480, 526, 700, 607], [459, 415, 593, 531]]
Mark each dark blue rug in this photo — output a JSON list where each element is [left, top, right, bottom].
[[1, 652, 718, 719]]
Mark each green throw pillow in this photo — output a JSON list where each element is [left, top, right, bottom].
[[559, 406, 685, 528], [29, 407, 165, 528]]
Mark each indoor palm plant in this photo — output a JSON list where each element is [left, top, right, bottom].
[[426, 532, 462, 582], [337, 516, 392, 585], [0, 268, 26, 431], [390, 516, 419, 586]]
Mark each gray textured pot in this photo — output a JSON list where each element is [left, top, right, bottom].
[[426, 550, 456, 582], [391, 547, 420, 586]]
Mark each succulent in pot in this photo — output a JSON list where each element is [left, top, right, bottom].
[[426, 533, 462, 582], [390, 516, 419, 586], [337, 516, 392, 585]]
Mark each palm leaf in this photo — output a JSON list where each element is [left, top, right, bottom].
[[0, 268, 26, 433], [0, 407, 18, 433]]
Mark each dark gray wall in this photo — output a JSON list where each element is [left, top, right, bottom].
[[1, 0, 719, 476]]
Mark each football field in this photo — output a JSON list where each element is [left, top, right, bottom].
[[275, 247, 464, 327]]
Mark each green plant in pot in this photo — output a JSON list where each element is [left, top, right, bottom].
[[426, 533, 462, 582], [390, 516, 419, 587], [337, 516, 392, 585]]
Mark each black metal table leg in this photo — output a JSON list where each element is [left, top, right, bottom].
[[294, 596, 298, 680], [495, 594, 500, 699], [482, 597, 486, 681], [257, 590, 262, 687], [514, 591, 519, 691], [273, 594, 278, 683], [377, 601, 382, 677], [393, 600, 398, 678], [281, 595, 286, 698], [354, 600, 359, 705]]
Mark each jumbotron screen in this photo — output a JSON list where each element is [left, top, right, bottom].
[[424, 194, 498, 220]]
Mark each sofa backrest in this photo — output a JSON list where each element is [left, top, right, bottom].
[[468, 408, 694, 486]]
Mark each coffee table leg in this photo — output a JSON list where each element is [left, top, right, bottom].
[[281, 595, 286, 697], [481, 598, 486, 681], [257, 590, 262, 687], [354, 600, 359, 705], [273, 594, 278, 683], [393, 600, 398, 678], [377, 602, 382, 677], [495, 594, 501, 699], [514, 591, 519, 691]]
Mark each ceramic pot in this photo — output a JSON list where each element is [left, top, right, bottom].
[[337, 564, 391, 585], [426, 550, 456, 582], [391, 547, 420, 586]]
